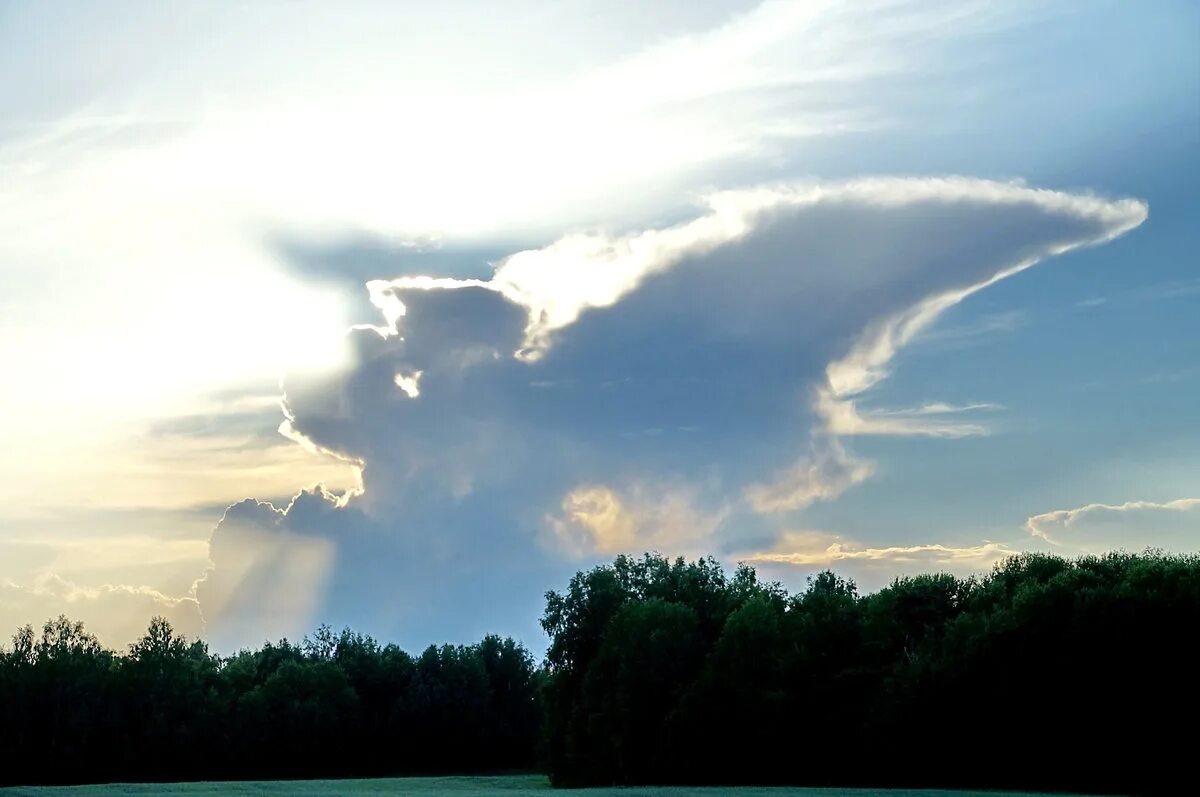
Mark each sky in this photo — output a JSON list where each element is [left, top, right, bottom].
[[1, 0, 1197, 652]]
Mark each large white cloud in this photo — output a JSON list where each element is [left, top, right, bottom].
[[0, 2, 1179, 652], [1, 1, 1060, 546], [193, 177, 1146, 649]]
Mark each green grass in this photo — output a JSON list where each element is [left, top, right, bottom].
[[0, 774, 1086, 796]]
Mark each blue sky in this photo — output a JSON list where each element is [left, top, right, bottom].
[[0, 1, 1196, 651]]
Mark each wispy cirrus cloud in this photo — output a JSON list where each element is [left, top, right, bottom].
[[1074, 277, 1200, 311], [741, 530, 1016, 589], [814, 390, 999, 439], [913, 309, 1029, 348], [1026, 498, 1200, 551], [744, 441, 875, 514], [1136, 278, 1200, 302]]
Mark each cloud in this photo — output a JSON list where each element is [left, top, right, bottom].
[[186, 176, 1146, 649], [193, 484, 561, 651], [0, 573, 203, 649], [1026, 498, 1200, 552], [193, 495, 339, 650], [899, 402, 1004, 414], [0, 525, 209, 649], [740, 530, 1016, 590], [1073, 278, 1200, 311], [745, 441, 875, 513], [3, 2, 1028, 507], [1136, 278, 1200, 302], [0, 542, 58, 584], [913, 309, 1029, 348], [0, 2, 1171, 650], [815, 389, 997, 438], [817, 182, 1144, 439], [745, 529, 1015, 568], [393, 371, 423, 399], [0, 388, 358, 515], [546, 484, 729, 558]]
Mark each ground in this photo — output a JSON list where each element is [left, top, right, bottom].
[[0, 774, 1086, 796]]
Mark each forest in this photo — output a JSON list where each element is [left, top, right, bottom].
[[1, 549, 1194, 793]]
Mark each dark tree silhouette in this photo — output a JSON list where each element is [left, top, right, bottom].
[[540, 550, 1198, 794], [0, 548, 1194, 792], [0, 618, 540, 786]]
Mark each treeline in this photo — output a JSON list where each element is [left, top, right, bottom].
[[0, 621, 540, 785], [541, 550, 1197, 794], [1, 550, 1195, 792]]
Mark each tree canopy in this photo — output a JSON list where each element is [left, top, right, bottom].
[[0, 621, 540, 785], [1, 549, 1194, 793], [539, 550, 1197, 793]]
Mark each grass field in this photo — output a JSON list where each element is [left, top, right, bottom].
[[0, 774, 1084, 796]]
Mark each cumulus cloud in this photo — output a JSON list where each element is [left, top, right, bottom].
[[3, 2, 1155, 648], [188, 176, 1146, 649], [546, 484, 729, 558], [0, 529, 208, 648], [0, 574, 202, 649], [1026, 498, 1200, 552], [194, 495, 338, 650]]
